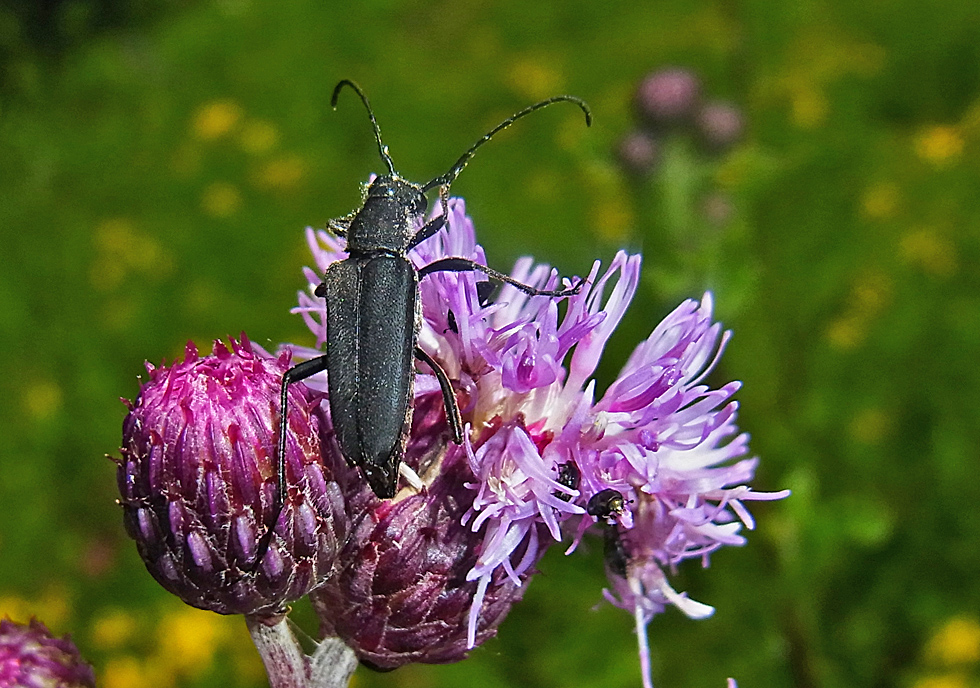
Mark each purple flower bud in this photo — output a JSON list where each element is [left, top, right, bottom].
[[634, 68, 701, 126], [616, 131, 661, 176], [118, 336, 349, 618], [0, 618, 95, 688], [696, 100, 744, 152], [309, 393, 533, 670]]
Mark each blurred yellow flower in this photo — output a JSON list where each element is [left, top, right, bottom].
[[852, 271, 893, 316], [103, 655, 174, 688], [826, 270, 893, 350], [591, 196, 632, 242], [201, 182, 243, 217], [849, 407, 889, 444], [861, 183, 900, 220], [0, 596, 30, 623], [192, 100, 243, 140], [791, 86, 828, 129], [24, 379, 62, 421], [251, 155, 306, 191], [911, 674, 969, 688], [91, 218, 171, 291], [239, 120, 280, 154], [0, 588, 69, 629], [926, 617, 980, 666], [156, 607, 229, 678], [507, 57, 563, 101], [826, 315, 866, 350], [900, 228, 957, 277], [91, 608, 137, 650], [915, 126, 963, 166]]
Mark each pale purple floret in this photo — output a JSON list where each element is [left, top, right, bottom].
[[293, 195, 786, 684]]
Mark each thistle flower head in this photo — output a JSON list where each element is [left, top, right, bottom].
[[696, 100, 744, 152], [292, 196, 786, 683], [635, 67, 702, 126], [118, 336, 349, 617], [309, 399, 533, 669], [0, 618, 95, 688]]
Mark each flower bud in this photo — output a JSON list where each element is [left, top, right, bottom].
[[617, 131, 661, 176], [0, 618, 95, 688], [310, 392, 532, 670], [696, 100, 744, 152], [634, 68, 701, 127], [118, 336, 348, 618]]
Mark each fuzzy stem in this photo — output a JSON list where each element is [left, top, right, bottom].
[[246, 616, 357, 688]]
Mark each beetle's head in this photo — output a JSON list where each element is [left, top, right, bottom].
[[366, 174, 428, 217], [345, 175, 428, 253]]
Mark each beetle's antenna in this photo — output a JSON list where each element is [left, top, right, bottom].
[[332, 79, 396, 175], [422, 95, 591, 192]]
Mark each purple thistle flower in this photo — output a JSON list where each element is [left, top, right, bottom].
[[617, 130, 662, 177], [634, 68, 702, 127], [292, 196, 787, 684], [118, 336, 349, 618], [0, 618, 95, 688], [309, 400, 534, 669], [696, 100, 744, 152]]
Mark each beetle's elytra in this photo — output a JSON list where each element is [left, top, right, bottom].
[[254, 80, 591, 570]]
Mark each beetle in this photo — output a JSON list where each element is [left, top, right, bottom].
[[586, 488, 627, 524], [602, 521, 629, 578], [586, 488, 630, 577], [260, 80, 591, 559], [554, 461, 581, 502]]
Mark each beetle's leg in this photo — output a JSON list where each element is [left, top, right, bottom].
[[438, 184, 451, 226], [446, 281, 492, 333], [406, 214, 446, 251], [407, 186, 453, 251], [417, 257, 583, 298], [414, 346, 464, 444], [328, 217, 350, 238], [249, 355, 329, 573]]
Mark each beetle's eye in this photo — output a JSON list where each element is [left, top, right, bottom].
[[413, 194, 428, 214]]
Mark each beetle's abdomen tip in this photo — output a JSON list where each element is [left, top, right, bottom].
[[361, 464, 397, 500]]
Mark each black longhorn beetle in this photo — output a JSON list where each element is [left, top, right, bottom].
[[258, 80, 591, 565]]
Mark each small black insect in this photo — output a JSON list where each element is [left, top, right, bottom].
[[446, 309, 459, 335], [602, 523, 629, 578], [586, 488, 627, 523], [254, 80, 591, 567], [586, 488, 630, 577], [554, 461, 581, 502]]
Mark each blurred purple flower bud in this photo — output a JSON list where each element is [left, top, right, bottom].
[[696, 100, 744, 151], [617, 131, 661, 176], [635, 68, 701, 126], [118, 336, 349, 618], [0, 618, 95, 688]]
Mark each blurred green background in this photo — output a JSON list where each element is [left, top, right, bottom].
[[2, 0, 980, 686]]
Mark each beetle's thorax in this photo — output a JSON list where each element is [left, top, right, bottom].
[[344, 174, 428, 255]]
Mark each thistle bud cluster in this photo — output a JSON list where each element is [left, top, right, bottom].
[[618, 67, 745, 177]]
